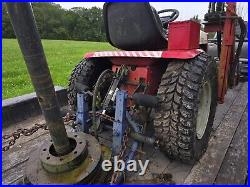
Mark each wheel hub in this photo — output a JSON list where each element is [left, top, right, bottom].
[[40, 134, 88, 173], [24, 132, 111, 184], [196, 81, 212, 140]]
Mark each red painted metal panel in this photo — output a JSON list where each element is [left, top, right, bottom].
[[112, 63, 164, 96], [85, 51, 162, 59], [161, 49, 203, 59], [84, 49, 203, 60], [168, 21, 200, 50], [112, 65, 148, 96], [110, 58, 156, 66]]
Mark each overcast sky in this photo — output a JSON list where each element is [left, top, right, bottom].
[[57, 2, 248, 21]]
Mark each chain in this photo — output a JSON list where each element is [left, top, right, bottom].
[[2, 111, 130, 184], [110, 128, 130, 184], [89, 111, 130, 184], [2, 112, 115, 152], [63, 112, 76, 122], [2, 123, 48, 152], [2, 113, 75, 152]]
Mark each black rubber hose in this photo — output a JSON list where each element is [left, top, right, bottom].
[[217, 32, 222, 58], [229, 17, 247, 87]]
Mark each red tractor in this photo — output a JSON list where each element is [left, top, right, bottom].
[[6, 2, 246, 184], [67, 2, 245, 164]]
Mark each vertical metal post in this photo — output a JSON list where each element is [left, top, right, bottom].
[[112, 90, 128, 155], [76, 93, 90, 133], [217, 2, 236, 103], [6, 3, 71, 155]]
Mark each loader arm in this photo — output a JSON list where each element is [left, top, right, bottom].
[[204, 2, 246, 103]]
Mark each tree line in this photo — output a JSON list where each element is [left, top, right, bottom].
[[2, 3, 107, 42]]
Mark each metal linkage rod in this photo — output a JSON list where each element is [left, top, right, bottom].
[[6, 3, 71, 155]]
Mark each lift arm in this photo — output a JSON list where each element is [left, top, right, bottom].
[[204, 2, 246, 103]]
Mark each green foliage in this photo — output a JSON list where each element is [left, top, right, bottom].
[[190, 14, 201, 23], [2, 3, 15, 38], [2, 2, 106, 41], [2, 39, 114, 99]]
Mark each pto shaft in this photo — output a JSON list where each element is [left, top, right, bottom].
[[6, 3, 71, 155]]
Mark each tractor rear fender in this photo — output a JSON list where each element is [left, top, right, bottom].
[[84, 49, 204, 61], [83, 49, 204, 95]]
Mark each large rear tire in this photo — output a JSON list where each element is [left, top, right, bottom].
[[154, 53, 217, 163], [67, 59, 111, 111]]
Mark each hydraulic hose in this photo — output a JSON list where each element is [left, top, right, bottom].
[[229, 17, 247, 87]]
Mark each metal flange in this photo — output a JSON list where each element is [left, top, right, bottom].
[[24, 132, 110, 184], [40, 133, 88, 173]]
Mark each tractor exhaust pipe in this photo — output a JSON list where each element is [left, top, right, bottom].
[[6, 3, 71, 156]]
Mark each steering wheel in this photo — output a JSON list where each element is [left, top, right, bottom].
[[157, 9, 179, 27]]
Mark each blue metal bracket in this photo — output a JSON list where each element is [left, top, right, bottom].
[[76, 93, 90, 133], [112, 90, 128, 156]]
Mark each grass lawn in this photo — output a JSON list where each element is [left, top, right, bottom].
[[2, 39, 114, 99]]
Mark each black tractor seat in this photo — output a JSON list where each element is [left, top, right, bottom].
[[103, 3, 167, 51]]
